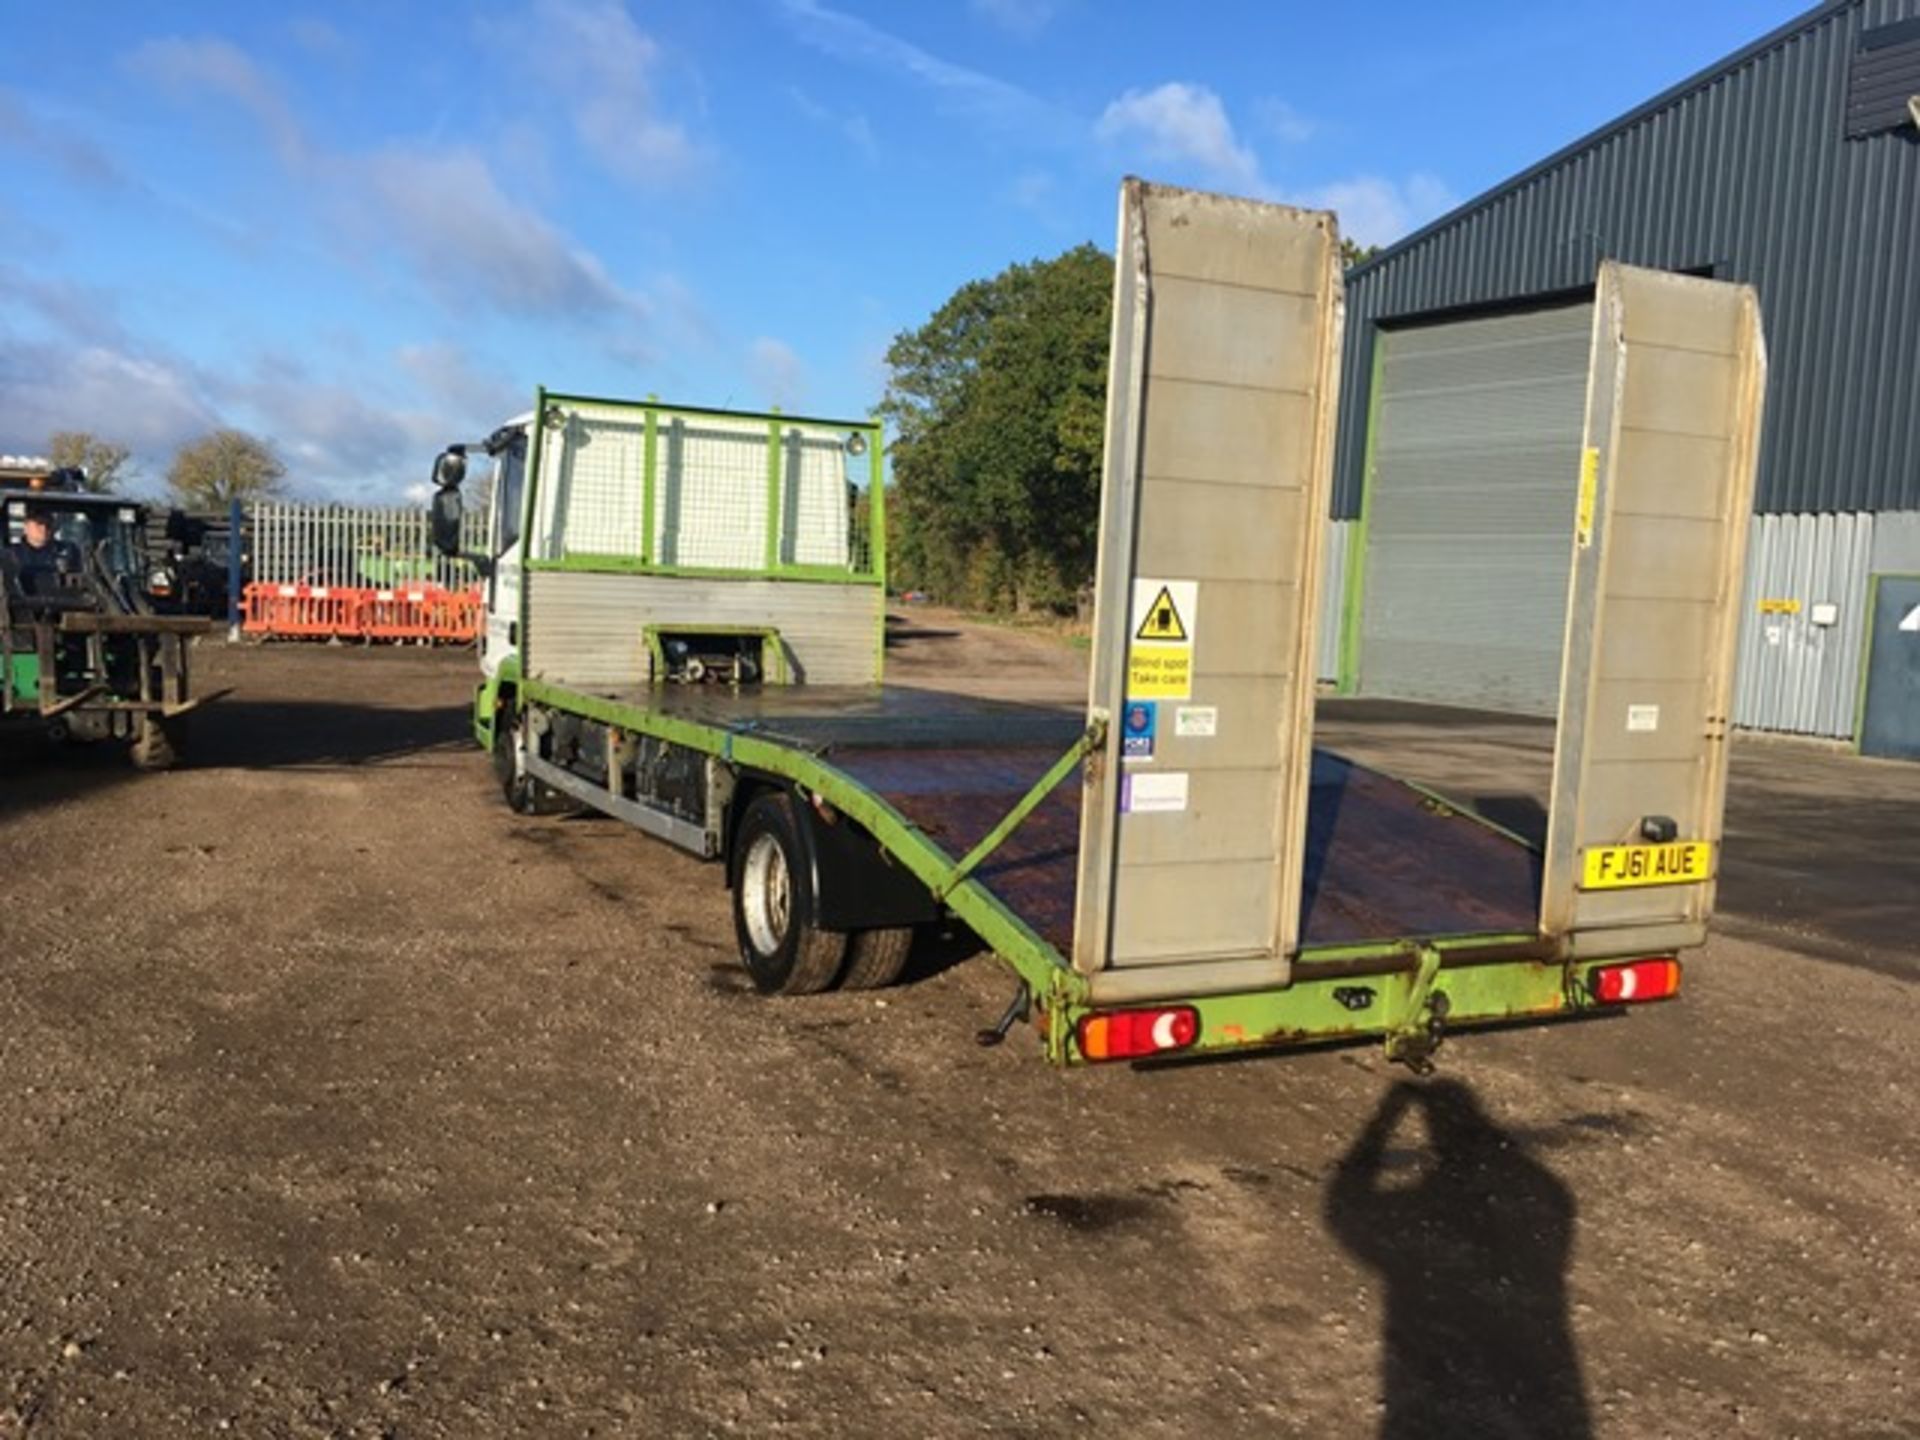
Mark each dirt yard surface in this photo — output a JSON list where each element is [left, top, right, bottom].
[[2, 615, 1915, 1438]]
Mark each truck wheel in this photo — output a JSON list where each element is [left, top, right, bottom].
[[131, 715, 187, 771], [495, 713, 575, 816], [839, 927, 914, 990], [732, 793, 847, 995]]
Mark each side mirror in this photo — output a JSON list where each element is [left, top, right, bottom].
[[429, 486, 463, 558], [433, 447, 468, 490]]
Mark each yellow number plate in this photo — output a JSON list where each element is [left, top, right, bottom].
[[1581, 841, 1714, 890]]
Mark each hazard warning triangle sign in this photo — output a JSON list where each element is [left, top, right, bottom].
[[1135, 585, 1188, 642]]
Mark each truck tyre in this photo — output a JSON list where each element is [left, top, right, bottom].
[[732, 793, 848, 996], [131, 715, 186, 771], [494, 712, 576, 816], [839, 927, 913, 990]]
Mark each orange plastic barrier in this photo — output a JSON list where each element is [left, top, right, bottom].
[[361, 587, 435, 641], [241, 583, 360, 639], [425, 588, 485, 643], [241, 583, 483, 644]]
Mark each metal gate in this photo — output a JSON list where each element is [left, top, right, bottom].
[[1859, 574, 1920, 759], [243, 502, 485, 643], [1354, 301, 1594, 713]]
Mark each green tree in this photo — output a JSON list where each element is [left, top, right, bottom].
[[167, 429, 287, 509], [46, 430, 132, 493], [1340, 237, 1381, 269], [878, 243, 1112, 614]]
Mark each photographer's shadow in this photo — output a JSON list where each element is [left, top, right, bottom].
[[1325, 1080, 1591, 1440]]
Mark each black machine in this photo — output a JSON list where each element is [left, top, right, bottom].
[[1, 469, 210, 768]]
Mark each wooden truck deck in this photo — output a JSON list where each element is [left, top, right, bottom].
[[639, 684, 1541, 958]]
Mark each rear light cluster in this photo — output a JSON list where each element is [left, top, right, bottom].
[[1077, 1006, 1199, 1062], [1589, 957, 1681, 1004]]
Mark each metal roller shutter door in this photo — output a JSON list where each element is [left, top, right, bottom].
[[1358, 302, 1594, 714]]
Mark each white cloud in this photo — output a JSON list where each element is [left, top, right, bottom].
[[209, 348, 515, 500], [0, 273, 535, 501], [216, 357, 421, 476], [1008, 169, 1055, 210], [396, 343, 527, 434], [1296, 173, 1458, 249], [128, 32, 662, 341], [1096, 83, 1260, 190], [747, 337, 806, 410], [287, 17, 350, 60], [0, 327, 457, 501], [1093, 80, 1452, 250], [356, 146, 650, 324], [124, 36, 309, 168], [1003, 168, 1067, 229], [787, 86, 879, 160], [0, 271, 207, 472], [0, 87, 128, 188], [777, 0, 1062, 136], [0, 265, 130, 349], [970, 0, 1058, 37], [0, 337, 216, 465], [482, 0, 699, 185], [1255, 97, 1315, 146]]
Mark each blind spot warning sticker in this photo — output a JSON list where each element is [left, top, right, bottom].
[[1135, 585, 1189, 641], [1128, 578, 1196, 700]]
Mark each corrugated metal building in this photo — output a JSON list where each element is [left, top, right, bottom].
[[1328, 0, 1920, 753]]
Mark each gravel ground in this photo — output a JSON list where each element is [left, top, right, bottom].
[[0, 620, 1914, 1439]]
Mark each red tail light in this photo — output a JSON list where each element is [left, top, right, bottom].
[[1589, 958, 1681, 1005], [1077, 1006, 1200, 1062]]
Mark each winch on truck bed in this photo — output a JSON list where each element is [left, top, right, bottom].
[[426, 179, 1766, 1069]]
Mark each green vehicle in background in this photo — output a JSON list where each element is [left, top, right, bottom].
[[2, 469, 209, 769]]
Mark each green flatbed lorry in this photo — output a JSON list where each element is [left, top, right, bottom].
[[427, 181, 1766, 1069]]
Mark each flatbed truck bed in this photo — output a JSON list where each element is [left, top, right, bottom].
[[508, 671, 1564, 1064], [568, 680, 1541, 957]]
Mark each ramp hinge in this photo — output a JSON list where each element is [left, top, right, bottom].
[[1383, 946, 1449, 1076]]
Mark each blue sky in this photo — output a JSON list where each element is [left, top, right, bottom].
[[0, 0, 1810, 500]]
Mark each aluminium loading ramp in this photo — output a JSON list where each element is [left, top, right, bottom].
[[601, 681, 1541, 962]]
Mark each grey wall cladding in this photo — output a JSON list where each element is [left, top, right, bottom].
[[1336, 0, 1920, 519], [1734, 511, 1877, 737]]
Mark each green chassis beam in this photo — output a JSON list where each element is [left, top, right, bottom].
[[519, 676, 1086, 1009], [513, 676, 1630, 1068]]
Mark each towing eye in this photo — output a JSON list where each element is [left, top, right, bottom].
[[1383, 945, 1449, 1075]]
